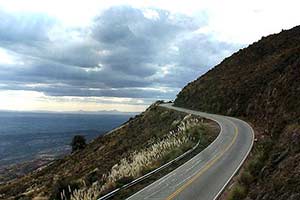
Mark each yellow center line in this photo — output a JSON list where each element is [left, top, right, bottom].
[[165, 118, 239, 200]]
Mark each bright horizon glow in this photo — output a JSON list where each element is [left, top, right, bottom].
[[0, 90, 147, 112]]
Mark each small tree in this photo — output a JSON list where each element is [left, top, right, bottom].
[[71, 135, 86, 152]]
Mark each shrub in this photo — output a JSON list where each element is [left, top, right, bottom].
[[247, 153, 265, 177], [84, 168, 101, 186], [115, 176, 134, 188], [227, 184, 247, 200], [50, 178, 80, 200], [239, 170, 254, 186], [71, 135, 87, 152]]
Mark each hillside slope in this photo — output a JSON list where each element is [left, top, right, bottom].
[[0, 103, 218, 200], [175, 26, 300, 199], [0, 104, 186, 199]]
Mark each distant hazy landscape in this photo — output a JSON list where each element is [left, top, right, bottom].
[[0, 111, 133, 168]]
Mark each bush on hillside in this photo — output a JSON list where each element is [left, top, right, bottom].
[[71, 135, 87, 152]]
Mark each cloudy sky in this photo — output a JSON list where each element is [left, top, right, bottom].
[[0, 0, 299, 112]]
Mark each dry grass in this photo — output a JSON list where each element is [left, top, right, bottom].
[[62, 115, 200, 200]]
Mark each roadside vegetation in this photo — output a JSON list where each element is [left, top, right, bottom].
[[65, 115, 208, 200], [175, 26, 300, 200], [227, 137, 273, 200], [0, 102, 218, 200], [54, 26, 300, 200]]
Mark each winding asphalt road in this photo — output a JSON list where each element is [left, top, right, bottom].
[[127, 103, 254, 200]]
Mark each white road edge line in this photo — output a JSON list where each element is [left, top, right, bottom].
[[212, 117, 255, 200], [98, 105, 210, 200], [127, 105, 224, 199]]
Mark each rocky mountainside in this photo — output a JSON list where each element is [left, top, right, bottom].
[[175, 26, 300, 199]]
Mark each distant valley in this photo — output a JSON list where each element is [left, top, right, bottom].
[[0, 111, 133, 183]]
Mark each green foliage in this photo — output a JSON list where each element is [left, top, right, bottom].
[[227, 184, 247, 200], [71, 135, 87, 152]]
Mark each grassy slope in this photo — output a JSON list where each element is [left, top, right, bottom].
[[174, 26, 300, 200], [0, 103, 189, 199], [112, 120, 219, 200]]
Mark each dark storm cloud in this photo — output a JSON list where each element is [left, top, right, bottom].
[[0, 56, 150, 88], [0, 6, 241, 99]]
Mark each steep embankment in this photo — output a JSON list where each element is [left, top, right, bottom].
[[0, 103, 218, 200], [175, 26, 300, 199]]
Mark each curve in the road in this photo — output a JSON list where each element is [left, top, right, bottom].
[[127, 104, 254, 200]]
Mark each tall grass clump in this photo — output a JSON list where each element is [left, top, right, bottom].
[[227, 137, 274, 200], [64, 115, 201, 200], [227, 184, 247, 200]]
